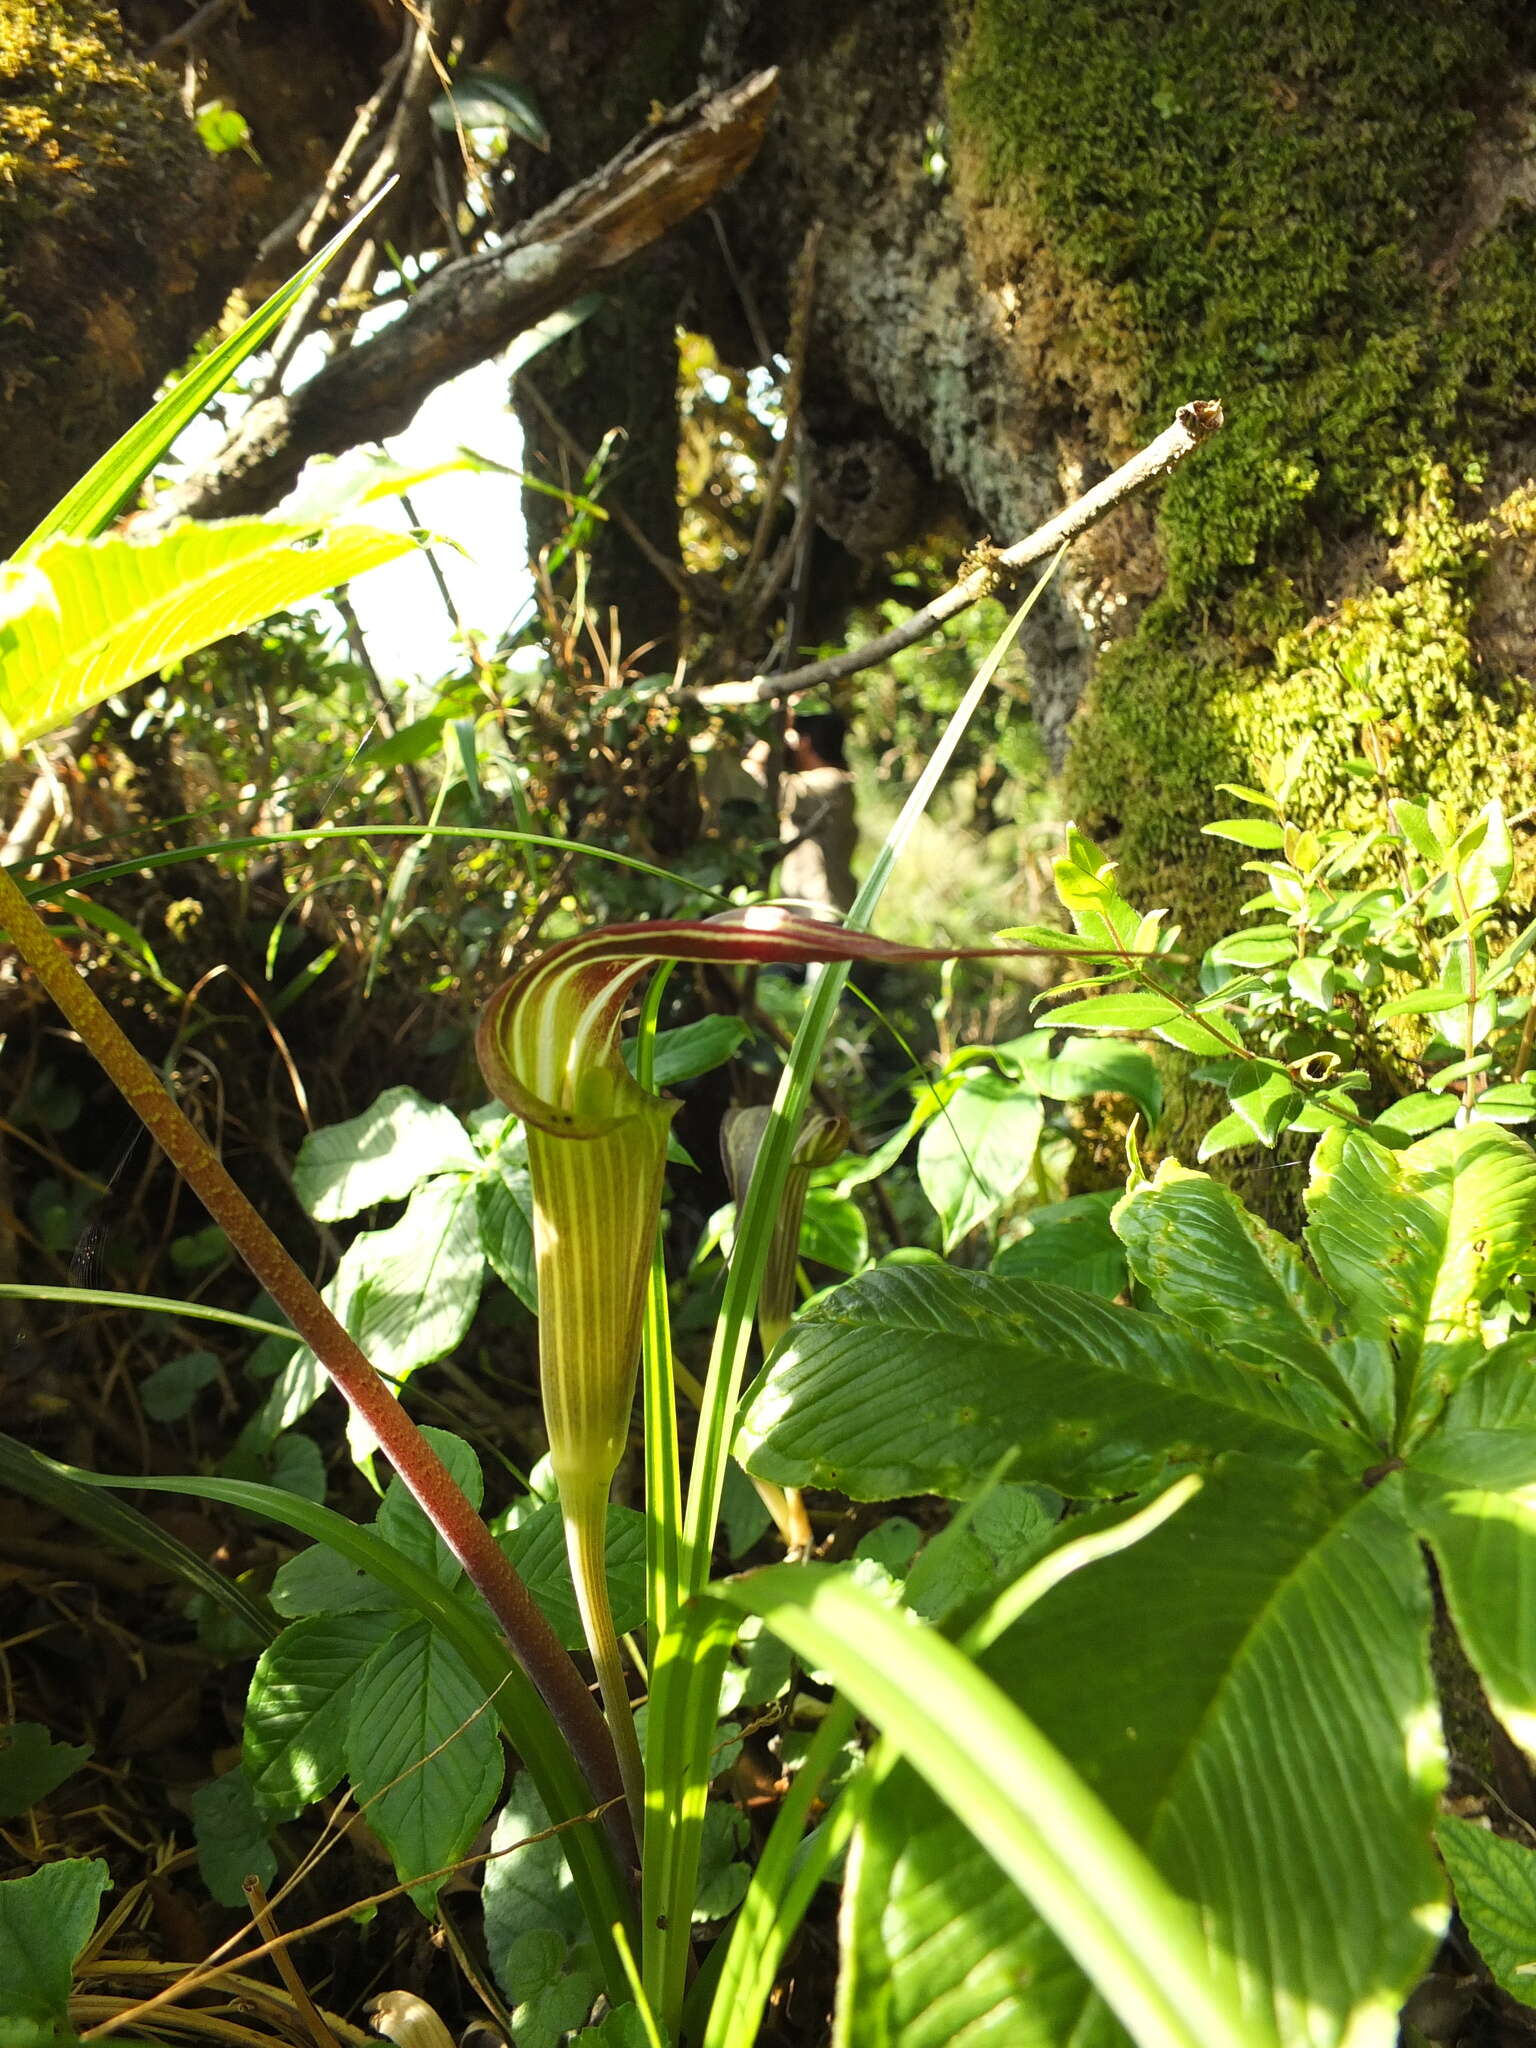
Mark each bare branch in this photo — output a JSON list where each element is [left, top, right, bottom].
[[148, 69, 780, 526], [690, 399, 1224, 708]]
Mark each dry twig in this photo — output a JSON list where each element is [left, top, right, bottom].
[[690, 399, 1225, 707]]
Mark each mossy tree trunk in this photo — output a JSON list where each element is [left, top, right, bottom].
[[517, 0, 1536, 944], [0, 0, 387, 551]]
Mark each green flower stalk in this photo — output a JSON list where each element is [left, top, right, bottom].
[[721, 1105, 848, 1555], [477, 910, 1058, 1837]]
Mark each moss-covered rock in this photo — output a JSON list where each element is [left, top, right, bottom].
[[950, 0, 1536, 943]]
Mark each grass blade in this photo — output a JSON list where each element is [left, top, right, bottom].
[[15, 192, 390, 555], [704, 1566, 1271, 2048]]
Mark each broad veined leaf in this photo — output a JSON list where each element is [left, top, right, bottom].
[[1404, 1336, 1536, 1490], [1304, 1125, 1536, 1450], [1405, 1474, 1536, 1753], [346, 1617, 506, 1913], [844, 1461, 1442, 2048], [375, 1427, 485, 1588], [191, 1765, 277, 1907], [0, 516, 415, 756], [1044, 991, 1184, 1032], [484, 1772, 606, 2046], [244, 1610, 400, 1819], [281, 1173, 484, 1447], [293, 1086, 477, 1221], [838, 1761, 1077, 2048], [1226, 1060, 1304, 1145], [1436, 1816, 1536, 2008], [496, 1499, 647, 1652], [1113, 1164, 1370, 1433], [621, 1013, 753, 1088], [735, 1265, 1353, 1502], [692, 1562, 1265, 2048], [916, 1068, 1044, 1249], [798, 1182, 869, 1273], [0, 1723, 91, 1822], [476, 1131, 538, 1311], [0, 1857, 111, 2038], [992, 1190, 1127, 1299]]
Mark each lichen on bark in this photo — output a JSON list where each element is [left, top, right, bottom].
[[948, 0, 1536, 944]]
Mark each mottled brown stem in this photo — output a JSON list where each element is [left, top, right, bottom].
[[0, 857, 629, 1847]]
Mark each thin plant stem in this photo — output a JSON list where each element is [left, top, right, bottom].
[[0, 855, 631, 1850], [679, 559, 1064, 1595], [565, 1474, 647, 1839]]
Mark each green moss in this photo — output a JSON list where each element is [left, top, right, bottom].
[[949, 0, 1536, 944], [0, 4, 172, 214]]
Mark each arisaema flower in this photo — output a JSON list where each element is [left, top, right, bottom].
[[477, 909, 1054, 1835]]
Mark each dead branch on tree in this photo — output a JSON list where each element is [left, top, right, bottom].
[[689, 399, 1225, 708], [146, 69, 779, 527]]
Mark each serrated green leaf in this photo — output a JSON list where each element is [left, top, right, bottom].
[[0, 519, 414, 756], [485, 1772, 606, 2044], [1472, 1081, 1536, 1125], [622, 1014, 752, 1088], [1391, 800, 1445, 866], [1196, 1110, 1260, 1161], [282, 1175, 484, 1445], [476, 1132, 538, 1310], [346, 1618, 506, 1913], [244, 1610, 400, 1820], [1207, 926, 1295, 969], [139, 1348, 219, 1421], [917, 1069, 1044, 1249], [190, 1767, 276, 1908], [1304, 1125, 1536, 1447], [496, 1499, 646, 1651], [1052, 828, 1144, 956], [375, 1427, 484, 1589], [736, 1266, 1351, 1502], [293, 1086, 477, 1221], [1112, 1164, 1364, 1425], [1406, 1337, 1536, 1491], [1372, 1092, 1461, 1137], [0, 1857, 111, 2033], [1437, 1816, 1536, 2007]]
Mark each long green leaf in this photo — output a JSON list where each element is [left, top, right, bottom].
[[696, 1564, 1269, 2048], [697, 1698, 861, 2048], [879, 1458, 1442, 2048], [16, 824, 733, 912], [0, 1430, 276, 1644], [15, 194, 388, 556], [737, 1264, 1351, 1501], [1, 516, 414, 755], [7, 1450, 632, 1994]]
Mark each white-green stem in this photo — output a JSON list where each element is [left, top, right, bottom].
[[563, 1472, 647, 1841]]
